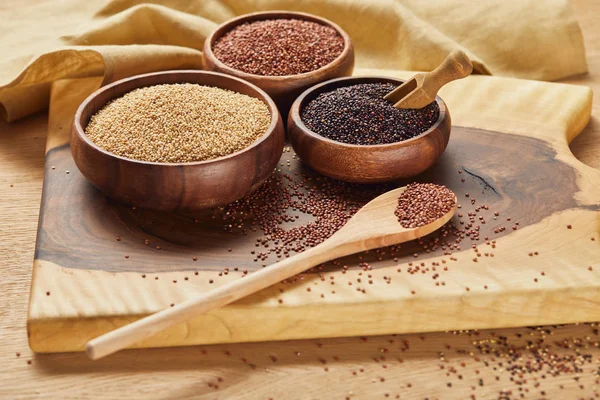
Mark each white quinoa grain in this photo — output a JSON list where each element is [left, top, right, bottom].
[[85, 83, 271, 163]]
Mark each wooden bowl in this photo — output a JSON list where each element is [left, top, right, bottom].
[[71, 70, 285, 212], [288, 76, 451, 183], [202, 11, 355, 117]]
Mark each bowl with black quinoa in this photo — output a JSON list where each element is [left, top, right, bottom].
[[288, 76, 451, 183]]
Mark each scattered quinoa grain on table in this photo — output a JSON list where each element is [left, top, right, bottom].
[[301, 83, 440, 145], [213, 19, 344, 76], [84, 84, 271, 163]]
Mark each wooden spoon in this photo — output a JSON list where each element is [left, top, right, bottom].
[[384, 50, 473, 109], [86, 186, 457, 360]]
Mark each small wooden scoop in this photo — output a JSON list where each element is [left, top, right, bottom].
[[86, 186, 457, 360], [385, 50, 473, 109]]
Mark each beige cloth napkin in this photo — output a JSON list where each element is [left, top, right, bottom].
[[0, 0, 588, 123]]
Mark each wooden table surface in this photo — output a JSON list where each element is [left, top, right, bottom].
[[1, 1, 599, 398]]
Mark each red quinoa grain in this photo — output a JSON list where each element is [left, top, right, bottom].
[[395, 183, 456, 228], [213, 19, 344, 76]]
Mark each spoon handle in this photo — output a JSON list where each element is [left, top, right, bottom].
[[86, 240, 343, 360], [425, 50, 473, 94]]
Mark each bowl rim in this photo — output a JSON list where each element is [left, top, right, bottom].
[[204, 10, 353, 80], [73, 70, 282, 167], [289, 75, 448, 149]]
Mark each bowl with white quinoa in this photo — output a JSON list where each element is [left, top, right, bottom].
[[71, 70, 284, 212]]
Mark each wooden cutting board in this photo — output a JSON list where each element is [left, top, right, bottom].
[[27, 76, 600, 353]]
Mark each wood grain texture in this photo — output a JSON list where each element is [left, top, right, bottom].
[[202, 11, 355, 117], [28, 116, 600, 352], [1, 2, 600, 399], [385, 50, 473, 109], [86, 187, 456, 360], [288, 76, 451, 183], [71, 70, 285, 211]]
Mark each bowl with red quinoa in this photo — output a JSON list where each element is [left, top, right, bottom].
[[203, 11, 354, 116], [71, 70, 284, 212], [287, 76, 451, 183]]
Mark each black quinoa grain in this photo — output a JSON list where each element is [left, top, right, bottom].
[[301, 83, 440, 145]]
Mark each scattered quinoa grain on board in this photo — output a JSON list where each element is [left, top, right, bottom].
[[301, 83, 440, 145], [84, 84, 271, 163], [213, 19, 344, 76], [395, 183, 456, 228]]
